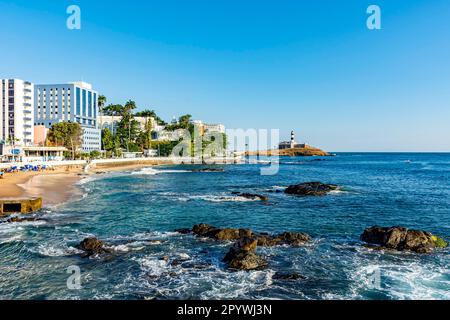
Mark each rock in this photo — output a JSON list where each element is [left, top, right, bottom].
[[227, 251, 268, 270], [192, 223, 310, 247], [175, 228, 192, 234], [284, 182, 338, 196], [273, 272, 306, 281], [192, 168, 225, 172], [360, 226, 447, 253], [223, 237, 267, 270], [192, 224, 253, 241], [77, 237, 111, 256], [276, 232, 311, 246], [192, 223, 218, 237], [255, 232, 310, 247], [180, 262, 212, 270], [160, 256, 169, 262], [231, 192, 269, 201]]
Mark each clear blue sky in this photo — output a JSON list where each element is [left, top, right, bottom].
[[1, 0, 449, 151]]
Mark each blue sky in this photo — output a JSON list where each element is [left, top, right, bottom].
[[1, 0, 449, 151]]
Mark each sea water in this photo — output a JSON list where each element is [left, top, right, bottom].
[[0, 153, 449, 300]]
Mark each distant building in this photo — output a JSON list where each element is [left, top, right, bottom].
[[0, 79, 35, 147], [34, 81, 101, 152], [278, 131, 306, 150]]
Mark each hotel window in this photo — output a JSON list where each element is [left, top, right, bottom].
[[88, 92, 92, 117], [76, 88, 81, 115], [82, 89, 87, 116]]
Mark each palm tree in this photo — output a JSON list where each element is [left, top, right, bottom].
[[98, 95, 107, 129], [137, 109, 154, 150], [124, 100, 136, 115]]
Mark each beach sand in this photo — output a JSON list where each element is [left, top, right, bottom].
[[0, 162, 161, 208], [0, 166, 84, 206]]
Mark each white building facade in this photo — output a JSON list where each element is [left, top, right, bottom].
[[0, 79, 35, 147], [34, 81, 101, 152]]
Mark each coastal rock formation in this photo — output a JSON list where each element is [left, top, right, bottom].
[[192, 223, 310, 247], [284, 182, 338, 196], [223, 237, 267, 270], [272, 272, 306, 281], [231, 192, 269, 201], [360, 226, 448, 253], [191, 168, 225, 172], [77, 237, 112, 257], [255, 232, 311, 247], [192, 224, 253, 241]]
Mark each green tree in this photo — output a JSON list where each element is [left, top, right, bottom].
[[135, 109, 166, 125], [101, 128, 114, 151], [47, 122, 82, 160], [98, 95, 107, 128], [90, 150, 101, 159], [136, 109, 153, 150]]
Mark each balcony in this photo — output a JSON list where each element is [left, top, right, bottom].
[[24, 124, 32, 129], [24, 103, 31, 107], [23, 109, 32, 114], [24, 117, 32, 121]]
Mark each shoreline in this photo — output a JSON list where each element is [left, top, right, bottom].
[[0, 157, 241, 209]]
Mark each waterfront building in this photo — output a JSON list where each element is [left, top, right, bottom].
[[34, 81, 101, 152], [100, 116, 164, 134], [1, 145, 66, 162], [0, 79, 35, 147]]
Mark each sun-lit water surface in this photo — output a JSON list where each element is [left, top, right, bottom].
[[1, 153, 449, 300]]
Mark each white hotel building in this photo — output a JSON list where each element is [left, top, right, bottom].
[[34, 81, 101, 152], [0, 79, 35, 147]]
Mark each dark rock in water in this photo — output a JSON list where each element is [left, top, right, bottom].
[[256, 232, 310, 247], [360, 226, 448, 253], [192, 223, 218, 237], [175, 228, 192, 234], [227, 251, 268, 270], [192, 223, 253, 241], [276, 232, 311, 246], [192, 223, 310, 247], [273, 272, 306, 281], [77, 237, 111, 256], [284, 182, 338, 196], [192, 168, 225, 172], [223, 237, 267, 270], [231, 192, 269, 201], [181, 262, 212, 270]]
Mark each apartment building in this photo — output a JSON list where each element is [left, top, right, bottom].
[[0, 79, 35, 147]]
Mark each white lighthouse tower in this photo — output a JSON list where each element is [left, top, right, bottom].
[[290, 130, 296, 149]]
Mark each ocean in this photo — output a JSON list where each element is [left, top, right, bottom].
[[1, 153, 449, 300]]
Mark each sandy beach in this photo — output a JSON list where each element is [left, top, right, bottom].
[[0, 160, 171, 207]]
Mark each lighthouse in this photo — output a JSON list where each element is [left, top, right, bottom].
[[290, 130, 295, 149]]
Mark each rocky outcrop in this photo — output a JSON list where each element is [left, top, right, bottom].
[[192, 224, 310, 247], [192, 168, 225, 172], [284, 182, 338, 196], [77, 237, 111, 257], [192, 224, 311, 271], [223, 237, 267, 270], [231, 192, 269, 201], [192, 224, 254, 241], [360, 226, 448, 253], [272, 272, 306, 281], [255, 232, 311, 247]]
